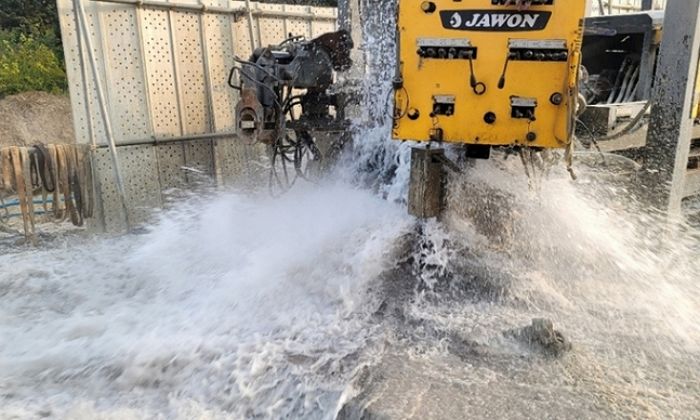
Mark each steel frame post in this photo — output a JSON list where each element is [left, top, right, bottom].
[[74, 0, 132, 229], [408, 148, 445, 219], [336, 0, 365, 122], [337, 0, 351, 32], [642, 0, 700, 213]]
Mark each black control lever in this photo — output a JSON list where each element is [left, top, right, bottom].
[[498, 52, 516, 90], [466, 52, 486, 95]]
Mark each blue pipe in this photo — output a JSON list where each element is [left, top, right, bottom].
[[3, 211, 49, 218], [0, 198, 64, 220], [0, 197, 61, 209]]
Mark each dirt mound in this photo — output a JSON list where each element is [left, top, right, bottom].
[[0, 91, 74, 146]]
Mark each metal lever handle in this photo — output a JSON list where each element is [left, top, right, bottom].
[[467, 55, 486, 95]]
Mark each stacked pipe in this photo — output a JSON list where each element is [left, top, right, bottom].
[[0, 145, 94, 242], [606, 57, 640, 104]]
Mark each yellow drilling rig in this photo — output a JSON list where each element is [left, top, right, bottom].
[[231, 1, 588, 215], [393, 1, 585, 149], [392, 0, 587, 216]]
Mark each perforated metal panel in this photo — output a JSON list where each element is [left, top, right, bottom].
[[93, 146, 162, 232], [589, 0, 666, 15], [59, 1, 108, 144], [286, 5, 314, 40], [203, 2, 236, 132], [174, 11, 211, 135], [310, 6, 337, 37], [120, 145, 163, 220], [83, 7, 109, 143], [58, 0, 92, 144], [91, 148, 121, 230], [214, 139, 270, 187], [231, 1, 255, 58], [141, 8, 181, 137], [257, 3, 287, 46], [58, 0, 338, 231], [156, 143, 187, 190], [183, 139, 214, 177], [100, 6, 151, 141]]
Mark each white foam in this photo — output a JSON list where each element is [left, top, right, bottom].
[[0, 183, 412, 418]]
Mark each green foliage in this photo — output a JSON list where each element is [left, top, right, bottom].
[[0, 0, 59, 32], [0, 0, 66, 96], [0, 29, 67, 96]]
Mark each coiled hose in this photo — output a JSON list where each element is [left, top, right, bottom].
[[0, 144, 94, 242]]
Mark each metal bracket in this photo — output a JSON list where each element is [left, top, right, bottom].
[[407, 147, 462, 218]]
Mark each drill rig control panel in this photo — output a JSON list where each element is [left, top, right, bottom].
[[393, 0, 586, 149]]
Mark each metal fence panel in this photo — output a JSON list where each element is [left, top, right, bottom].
[[56, 0, 337, 231], [590, 0, 666, 15]]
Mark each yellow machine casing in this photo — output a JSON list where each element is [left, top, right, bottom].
[[393, 0, 586, 149]]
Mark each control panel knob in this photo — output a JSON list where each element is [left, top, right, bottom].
[[408, 108, 421, 120], [550, 92, 563, 105], [421, 1, 436, 13]]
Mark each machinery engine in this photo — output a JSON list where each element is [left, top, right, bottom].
[[228, 30, 353, 191]]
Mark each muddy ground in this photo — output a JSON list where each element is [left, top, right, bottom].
[[0, 91, 74, 147]]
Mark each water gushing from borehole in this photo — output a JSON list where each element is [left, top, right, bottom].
[[2, 0, 700, 417], [0, 185, 414, 419]]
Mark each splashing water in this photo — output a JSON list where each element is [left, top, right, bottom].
[[0, 184, 412, 419], [2, 0, 700, 418]]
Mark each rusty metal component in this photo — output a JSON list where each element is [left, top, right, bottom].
[[230, 30, 354, 146], [235, 88, 266, 145], [229, 30, 354, 193]]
